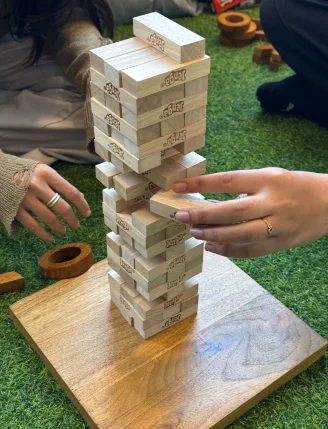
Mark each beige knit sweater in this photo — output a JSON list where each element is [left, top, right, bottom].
[[0, 6, 112, 236]]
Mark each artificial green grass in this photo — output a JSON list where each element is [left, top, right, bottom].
[[0, 8, 327, 429]]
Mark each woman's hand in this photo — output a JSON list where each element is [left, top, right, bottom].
[[173, 168, 328, 258], [16, 164, 91, 241]]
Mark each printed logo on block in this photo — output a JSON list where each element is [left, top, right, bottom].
[[148, 33, 165, 51], [104, 83, 120, 101], [116, 215, 129, 231], [120, 259, 134, 274], [120, 296, 131, 311], [161, 70, 187, 88], [164, 294, 182, 309], [167, 274, 186, 290], [166, 233, 186, 249], [165, 130, 187, 148], [108, 141, 124, 159], [168, 255, 186, 270], [162, 313, 181, 329], [104, 113, 120, 131], [160, 101, 185, 120]]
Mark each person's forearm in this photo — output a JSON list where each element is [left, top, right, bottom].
[[0, 150, 39, 237]]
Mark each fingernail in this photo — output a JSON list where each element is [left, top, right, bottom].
[[173, 182, 188, 193], [205, 243, 216, 252], [175, 211, 190, 223], [190, 228, 204, 239], [86, 209, 91, 217], [74, 222, 80, 230], [60, 227, 66, 236], [46, 235, 54, 242]]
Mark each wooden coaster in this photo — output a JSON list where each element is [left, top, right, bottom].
[[228, 21, 257, 41], [38, 243, 94, 279], [10, 252, 327, 429]]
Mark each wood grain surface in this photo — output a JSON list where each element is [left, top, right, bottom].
[[10, 252, 327, 429]]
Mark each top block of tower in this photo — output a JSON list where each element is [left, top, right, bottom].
[[133, 12, 205, 63]]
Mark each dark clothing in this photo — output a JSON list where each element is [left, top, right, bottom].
[[261, 0, 328, 92]]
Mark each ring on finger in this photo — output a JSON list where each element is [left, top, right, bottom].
[[262, 218, 275, 237], [47, 193, 61, 208]]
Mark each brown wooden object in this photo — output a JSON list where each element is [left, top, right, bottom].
[[227, 21, 257, 41], [38, 243, 94, 279], [0, 272, 25, 294], [217, 12, 251, 33], [220, 32, 252, 47], [10, 252, 327, 429]]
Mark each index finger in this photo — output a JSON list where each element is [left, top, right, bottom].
[[173, 169, 269, 195], [49, 170, 91, 217]]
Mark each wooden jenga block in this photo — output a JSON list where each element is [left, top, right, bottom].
[[104, 93, 122, 117], [161, 84, 185, 104], [104, 215, 119, 234], [103, 203, 166, 249], [161, 114, 185, 136], [135, 237, 202, 282], [90, 82, 105, 104], [269, 49, 283, 71], [165, 223, 186, 238], [94, 127, 162, 174], [165, 242, 186, 261], [150, 189, 212, 220], [92, 98, 161, 144], [185, 76, 209, 97], [133, 307, 165, 330], [110, 154, 132, 173], [121, 91, 207, 130], [134, 228, 192, 260], [121, 55, 210, 98], [122, 244, 141, 268], [172, 152, 207, 177], [120, 282, 140, 306], [167, 262, 186, 282], [103, 188, 129, 213], [142, 158, 186, 191], [93, 114, 112, 137], [132, 206, 176, 236], [137, 259, 202, 301], [175, 134, 205, 155], [108, 268, 125, 293], [133, 12, 205, 63], [122, 119, 206, 159], [185, 106, 206, 126], [135, 304, 198, 339], [0, 272, 25, 294], [107, 247, 120, 273], [113, 171, 158, 201], [95, 162, 120, 188], [104, 47, 166, 86], [89, 37, 149, 75], [181, 294, 199, 312], [94, 140, 111, 162], [118, 227, 134, 246], [106, 232, 126, 257], [253, 44, 274, 65]]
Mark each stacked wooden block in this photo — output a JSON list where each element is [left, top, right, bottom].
[[90, 12, 211, 339]]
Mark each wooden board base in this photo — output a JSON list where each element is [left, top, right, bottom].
[[10, 252, 327, 429]]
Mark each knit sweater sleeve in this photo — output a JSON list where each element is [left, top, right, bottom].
[[47, 7, 112, 153], [0, 150, 39, 236]]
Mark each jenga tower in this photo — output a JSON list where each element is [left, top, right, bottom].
[[90, 12, 211, 339]]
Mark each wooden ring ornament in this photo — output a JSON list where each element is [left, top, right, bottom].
[[217, 12, 251, 33], [38, 243, 94, 279], [227, 21, 257, 41]]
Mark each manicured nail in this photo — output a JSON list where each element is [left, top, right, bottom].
[[205, 243, 216, 252], [175, 211, 190, 223], [173, 182, 188, 193], [190, 228, 204, 239]]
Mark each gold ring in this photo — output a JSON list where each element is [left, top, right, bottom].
[[262, 219, 275, 237]]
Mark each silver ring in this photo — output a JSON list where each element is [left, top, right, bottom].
[[47, 193, 61, 208]]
